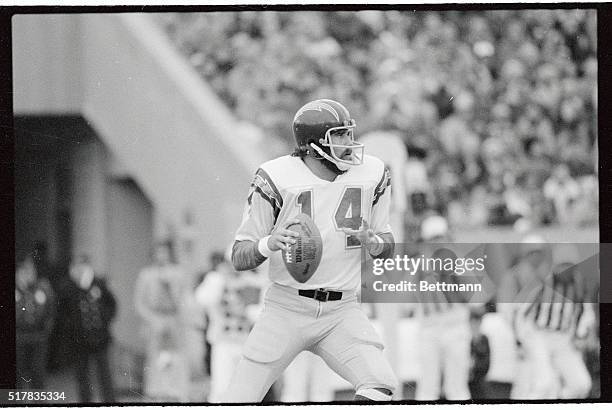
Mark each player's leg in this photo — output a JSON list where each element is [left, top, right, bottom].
[[415, 325, 442, 400], [510, 354, 531, 399], [94, 345, 116, 402], [75, 347, 92, 402], [311, 305, 397, 401], [143, 329, 164, 400], [218, 304, 305, 403], [314, 343, 396, 400], [221, 338, 305, 404], [441, 322, 471, 400], [551, 335, 592, 398], [281, 351, 315, 402], [209, 342, 241, 402], [521, 329, 557, 399]]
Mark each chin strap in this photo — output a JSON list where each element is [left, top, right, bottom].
[[309, 143, 350, 171]]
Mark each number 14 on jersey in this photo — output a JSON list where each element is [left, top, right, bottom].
[[296, 188, 363, 249]]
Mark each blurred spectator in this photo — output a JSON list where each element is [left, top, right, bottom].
[[402, 141, 435, 241], [543, 164, 581, 224], [468, 308, 490, 399], [64, 255, 116, 402], [574, 173, 598, 226], [15, 255, 56, 390], [134, 241, 190, 401], [27, 241, 65, 373]]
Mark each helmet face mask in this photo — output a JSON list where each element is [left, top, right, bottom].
[[293, 99, 364, 171], [320, 122, 364, 166]]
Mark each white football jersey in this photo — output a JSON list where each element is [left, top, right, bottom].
[[234, 154, 393, 291], [195, 267, 266, 344]]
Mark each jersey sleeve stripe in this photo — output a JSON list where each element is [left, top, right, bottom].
[[373, 166, 392, 206], [256, 168, 283, 203], [247, 168, 283, 220]]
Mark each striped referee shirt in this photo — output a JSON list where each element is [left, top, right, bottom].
[[516, 271, 591, 337]]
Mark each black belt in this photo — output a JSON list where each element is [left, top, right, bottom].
[[298, 289, 342, 302]]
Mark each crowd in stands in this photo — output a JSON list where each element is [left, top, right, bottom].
[[157, 10, 597, 229]]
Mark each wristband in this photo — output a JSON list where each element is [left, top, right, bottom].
[[258, 235, 274, 258], [369, 234, 385, 256]]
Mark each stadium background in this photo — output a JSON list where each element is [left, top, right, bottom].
[[13, 9, 598, 402]]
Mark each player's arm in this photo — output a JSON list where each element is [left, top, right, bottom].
[[232, 240, 267, 272], [232, 221, 301, 271], [232, 168, 299, 271]]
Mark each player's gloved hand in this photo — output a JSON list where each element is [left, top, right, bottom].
[[265, 218, 301, 252], [342, 219, 384, 256]]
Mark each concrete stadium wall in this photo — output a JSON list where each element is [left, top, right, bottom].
[[13, 13, 268, 269], [12, 14, 83, 114], [13, 14, 271, 352]]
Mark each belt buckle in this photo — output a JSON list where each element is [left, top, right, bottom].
[[314, 289, 329, 302]]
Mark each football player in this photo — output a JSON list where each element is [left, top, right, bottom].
[[220, 99, 398, 402], [412, 215, 472, 401], [195, 251, 267, 402]]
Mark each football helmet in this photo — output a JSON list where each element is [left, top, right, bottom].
[[293, 99, 364, 171]]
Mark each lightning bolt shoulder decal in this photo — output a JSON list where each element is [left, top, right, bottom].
[[373, 166, 392, 206], [247, 168, 283, 221]]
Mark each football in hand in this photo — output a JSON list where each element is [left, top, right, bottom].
[[282, 213, 323, 283]]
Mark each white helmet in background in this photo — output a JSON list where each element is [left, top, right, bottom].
[[421, 215, 449, 242], [519, 233, 551, 277], [520, 234, 547, 255]]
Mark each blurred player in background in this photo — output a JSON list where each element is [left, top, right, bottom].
[[223, 99, 397, 402], [468, 307, 490, 399], [502, 239, 594, 399], [412, 215, 472, 401], [134, 241, 191, 401], [479, 303, 517, 399], [195, 250, 267, 402], [499, 235, 550, 399]]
